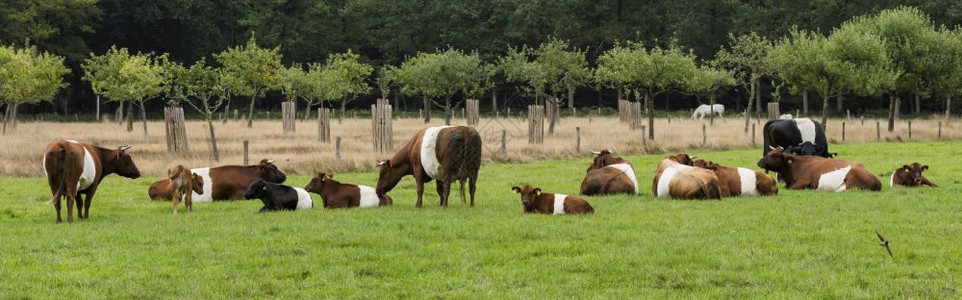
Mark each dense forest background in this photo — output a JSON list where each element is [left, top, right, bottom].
[[2, 0, 962, 116]]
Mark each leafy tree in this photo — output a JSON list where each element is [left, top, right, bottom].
[[322, 50, 373, 123], [715, 32, 771, 132], [0, 44, 68, 132], [167, 59, 229, 161], [395, 48, 484, 125], [686, 65, 736, 125], [82, 46, 167, 136], [919, 27, 962, 118], [214, 35, 281, 128]]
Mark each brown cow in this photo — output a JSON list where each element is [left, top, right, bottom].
[[757, 147, 881, 191], [147, 159, 286, 202], [511, 185, 594, 215], [890, 163, 938, 187], [376, 126, 482, 208], [652, 154, 722, 200], [43, 140, 141, 223], [692, 159, 778, 197], [580, 150, 639, 195], [168, 165, 204, 214], [305, 172, 393, 208]]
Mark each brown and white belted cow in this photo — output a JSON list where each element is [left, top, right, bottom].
[[652, 154, 722, 200], [43, 140, 141, 223], [692, 159, 777, 197], [147, 159, 287, 202], [511, 185, 593, 215], [757, 147, 881, 191], [890, 163, 938, 187], [376, 126, 482, 208], [305, 172, 393, 208], [580, 150, 639, 195]]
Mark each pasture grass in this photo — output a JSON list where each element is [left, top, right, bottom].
[[1, 141, 960, 298]]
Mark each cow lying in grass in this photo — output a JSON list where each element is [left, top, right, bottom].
[[243, 179, 313, 212], [168, 164, 204, 214], [305, 172, 393, 208], [890, 163, 938, 187], [757, 147, 881, 191], [652, 154, 722, 200], [692, 159, 777, 197], [580, 150, 638, 196], [511, 185, 593, 215]]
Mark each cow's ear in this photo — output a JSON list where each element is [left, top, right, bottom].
[[511, 186, 521, 194], [326, 173, 334, 179], [534, 188, 542, 196], [902, 165, 910, 172], [191, 174, 197, 180], [922, 165, 929, 171]]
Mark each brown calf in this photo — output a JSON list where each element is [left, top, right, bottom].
[[304, 173, 393, 208], [511, 185, 593, 215], [692, 159, 778, 197], [890, 163, 938, 187], [43, 140, 141, 223], [652, 154, 722, 200], [757, 147, 881, 191], [147, 159, 286, 201], [168, 165, 204, 214]]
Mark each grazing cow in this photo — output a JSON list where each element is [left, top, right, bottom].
[[692, 104, 725, 119], [147, 159, 287, 202], [168, 165, 204, 214], [890, 163, 938, 187], [305, 172, 393, 208], [757, 147, 881, 191], [692, 159, 778, 197], [511, 185, 593, 215], [376, 126, 482, 208], [243, 179, 313, 212], [652, 154, 722, 200], [580, 150, 639, 195], [779, 114, 794, 120], [763, 118, 832, 157], [43, 140, 141, 223]]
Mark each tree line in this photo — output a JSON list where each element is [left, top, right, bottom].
[[2, 6, 962, 138]]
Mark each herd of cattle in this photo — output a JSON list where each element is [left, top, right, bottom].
[[41, 118, 938, 223]]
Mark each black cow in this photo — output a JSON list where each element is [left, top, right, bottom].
[[762, 118, 834, 157], [243, 179, 313, 212]]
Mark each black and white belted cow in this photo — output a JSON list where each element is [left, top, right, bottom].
[[763, 118, 835, 158], [43, 140, 141, 223]]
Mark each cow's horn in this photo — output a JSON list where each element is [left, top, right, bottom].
[[267, 159, 275, 164], [119, 145, 131, 151], [590, 151, 601, 155], [768, 146, 776, 150], [377, 160, 387, 166]]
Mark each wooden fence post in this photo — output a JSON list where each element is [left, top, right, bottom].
[[938, 121, 942, 139], [751, 123, 756, 147], [576, 127, 581, 152], [164, 106, 188, 152], [641, 125, 647, 150], [466, 99, 480, 126], [501, 129, 507, 154], [317, 108, 331, 143], [876, 122, 881, 140], [767, 102, 780, 120], [842, 122, 846, 142], [702, 124, 707, 147], [282, 101, 296, 133], [528, 105, 544, 144], [335, 137, 342, 162], [908, 121, 912, 139], [372, 99, 393, 152], [243, 140, 249, 165], [629, 102, 643, 130]]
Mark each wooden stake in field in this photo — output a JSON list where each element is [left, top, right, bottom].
[[767, 102, 780, 120], [372, 99, 393, 152], [876, 122, 881, 140], [282, 101, 296, 133], [163, 106, 189, 152], [842, 122, 846, 142], [528, 105, 544, 144], [629, 102, 643, 130], [335, 137, 342, 162], [243, 140, 249, 165], [466, 99, 480, 126], [317, 108, 331, 143], [576, 126, 581, 152], [751, 123, 756, 147]]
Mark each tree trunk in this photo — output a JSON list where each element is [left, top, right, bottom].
[[709, 92, 715, 126], [836, 94, 843, 112], [247, 92, 257, 128], [567, 86, 574, 109], [11, 103, 17, 128], [821, 94, 829, 126], [617, 89, 623, 101], [423, 97, 431, 123], [118, 101, 125, 125], [206, 117, 220, 161], [303, 100, 312, 121], [946, 96, 952, 118], [126, 101, 134, 132], [548, 98, 557, 134], [914, 93, 921, 114], [802, 90, 809, 115], [754, 78, 761, 113], [222, 99, 231, 124], [139, 101, 148, 136], [646, 90, 654, 140], [339, 99, 346, 124], [444, 99, 451, 125], [745, 80, 755, 132], [887, 94, 896, 132], [895, 96, 901, 120], [491, 88, 498, 113]]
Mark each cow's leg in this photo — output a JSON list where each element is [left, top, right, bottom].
[[75, 192, 84, 219], [65, 192, 75, 223], [468, 176, 477, 207], [414, 173, 425, 208], [921, 177, 938, 187], [185, 189, 192, 213], [82, 187, 97, 219], [53, 196, 62, 223], [435, 180, 444, 207], [172, 191, 180, 215]]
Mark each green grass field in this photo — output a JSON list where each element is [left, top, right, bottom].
[[1, 141, 960, 298]]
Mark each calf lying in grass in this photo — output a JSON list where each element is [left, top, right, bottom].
[[168, 164, 204, 214], [511, 185, 593, 215], [243, 179, 313, 212], [890, 163, 938, 187], [304, 172, 393, 208]]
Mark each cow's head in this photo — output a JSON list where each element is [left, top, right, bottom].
[[692, 159, 719, 171], [257, 159, 287, 183], [900, 163, 929, 186], [786, 142, 826, 157], [243, 179, 267, 200], [376, 160, 406, 195], [587, 149, 628, 172], [190, 173, 204, 195], [305, 172, 335, 194], [757, 147, 794, 172], [511, 185, 541, 207], [665, 153, 694, 166], [114, 145, 141, 179]]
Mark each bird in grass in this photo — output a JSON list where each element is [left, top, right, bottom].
[[876, 231, 893, 258]]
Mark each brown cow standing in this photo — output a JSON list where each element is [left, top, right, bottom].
[[652, 154, 722, 200], [890, 163, 938, 187], [147, 159, 286, 201], [511, 185, 594, 215], [43, 140, 141, 223], [305, 172, 393, 208], [580, 150, 639, 195], [168, 165, 204, 214], [757, 147, 881, 191], [376, 126, 482, 208], [692, 159, 778, 197]]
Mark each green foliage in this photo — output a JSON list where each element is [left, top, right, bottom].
[[499, 39, 590, 99], [166, 59, 227, 116], [0, 0, 100, 62], [213, 35, 282, 98], [0, 44, 68, 105], [919, 27, 962, 99], [81, 46, 168, 104], [277, 64, 312, 103], [395, 48, 484, 103], [595, 41, 698, 100], [844, 6, 939, 95], [321, 50, 373, 102], [685, 66, 736, 99], [714, 32, 771, 99]]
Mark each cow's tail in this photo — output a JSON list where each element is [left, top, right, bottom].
[[48, 143, 69, 205], [762, 120, 776, 157]]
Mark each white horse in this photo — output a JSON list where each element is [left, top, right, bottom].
[[692, 104, 725, 119]]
